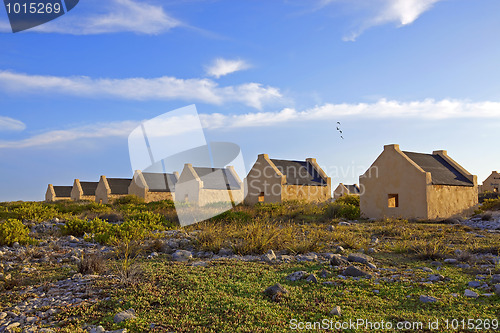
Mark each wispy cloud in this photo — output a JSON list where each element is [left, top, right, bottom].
[[3, 98, 499, 149], [0, 116, 26, 131], [0, 70, 283, 109], [0, 120, 139, 148], [205, 58, 251, 78], [318, 0, 443, 41], [0, 0, 181, 35], [201, 98, 500, 128]]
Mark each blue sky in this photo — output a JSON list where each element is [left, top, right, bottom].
[[0, 0, 499, 201]]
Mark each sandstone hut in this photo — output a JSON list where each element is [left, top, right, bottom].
[[360, 144, 478, 220], [244, 154, 331, 205], [95, 176, 132, 204], [45, 184, 72, 202], [71, 179, 99, 201], [128, 170, 179, 202], [333, 183, 361, 199], [175, 164, 243, 206]]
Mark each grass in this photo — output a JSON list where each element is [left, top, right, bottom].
[[42, 259, 499, 333], [0, 198, 499, 332]]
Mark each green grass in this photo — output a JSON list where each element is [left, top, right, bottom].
[[43, 258, 499, 333], [0, 199, 499, 332]]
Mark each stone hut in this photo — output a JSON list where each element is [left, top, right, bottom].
[[175, 164, 243, 206], [480, 171, 500, 193], [45, 184, 72, 202], [128, 170, 179, 202], [360, 144, 478, 220], [71, 179, 99, 201], [95, 176, 132, 204], [333, 183, 361, 199], [244, 154, 331, 205]]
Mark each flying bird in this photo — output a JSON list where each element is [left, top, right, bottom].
[[337, 121, 341, 125], [341, 136, 344, 139]]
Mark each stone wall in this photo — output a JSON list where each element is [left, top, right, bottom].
[[281, 184, 330, 202], [427, 185, 478, 219]]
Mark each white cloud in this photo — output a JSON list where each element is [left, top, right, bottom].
[[0, 120, 139, 148], [0, 0, 180, 35], [200, 98, 500, 128], [0, 116, 26, 131], [0, 70, 283, 110], [205, 58, 251, 78], [319, 0, 443, 41], [4, 98, 499, 149]]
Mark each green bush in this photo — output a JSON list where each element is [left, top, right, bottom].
[[0, 219, 33, 246], [210, 210, 252, 222], [475, 197, 500, 214], [324, 202, 360, 220], [113, 195, 144, 205], [11, 202, 60, 222], [60, 217, 112, 237], [335, 195, 360, 207]]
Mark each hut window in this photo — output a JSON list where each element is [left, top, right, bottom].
[[388, 194, 399, 208]]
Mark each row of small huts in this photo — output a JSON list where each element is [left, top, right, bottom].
[[46, 144, 499, 220]]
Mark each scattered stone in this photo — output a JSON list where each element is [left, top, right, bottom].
[[218, 248, 234, 256], [468, 281, 481, 288], [262, 250, 276, 262], [191, 261, 208, 267], [338, 222, 351, 226], [172, 250, 193, 262], [373, 290, 379, 294], [0, 312, 7, 320], [444, 258, 458, 264], [318, 269, 329, 278], [328, 225, 335, 232], [343, 265, 370, 277], [330, 306, 342, 316], [90, 326, 106, 333], [367, 248, 377, 254], [297, 253, 318, 262], [305, 274, 318, 283], [464, 289, 478, 298], [419, 295, 437, 303], [347, 253, 373, 264], [428, 274, 444, 282], [335, 246, 345, 253], [494, 284, 500, 296], [286, 271, 307, 281], [114, 308, 136, 324], [491, 275, 500, 284], [330, 254, 349, 266], [367, 263, 377, 270], [456, 263, 471, 269], [430, 261, 442, 266], [67, 235, 79, 243], [419, 267, 433, 273], [263, 283, 288, 301]]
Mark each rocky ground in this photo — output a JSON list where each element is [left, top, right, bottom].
[[1, 215, 500, 332]]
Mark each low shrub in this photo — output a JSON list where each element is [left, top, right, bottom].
[[11, 202, 60, 222], [324, 202, 360, 220], [335, 195, 360, 206], [0, 219, 33, 246], [113, 195, 144, 205], [78, 253, 107, 275]]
